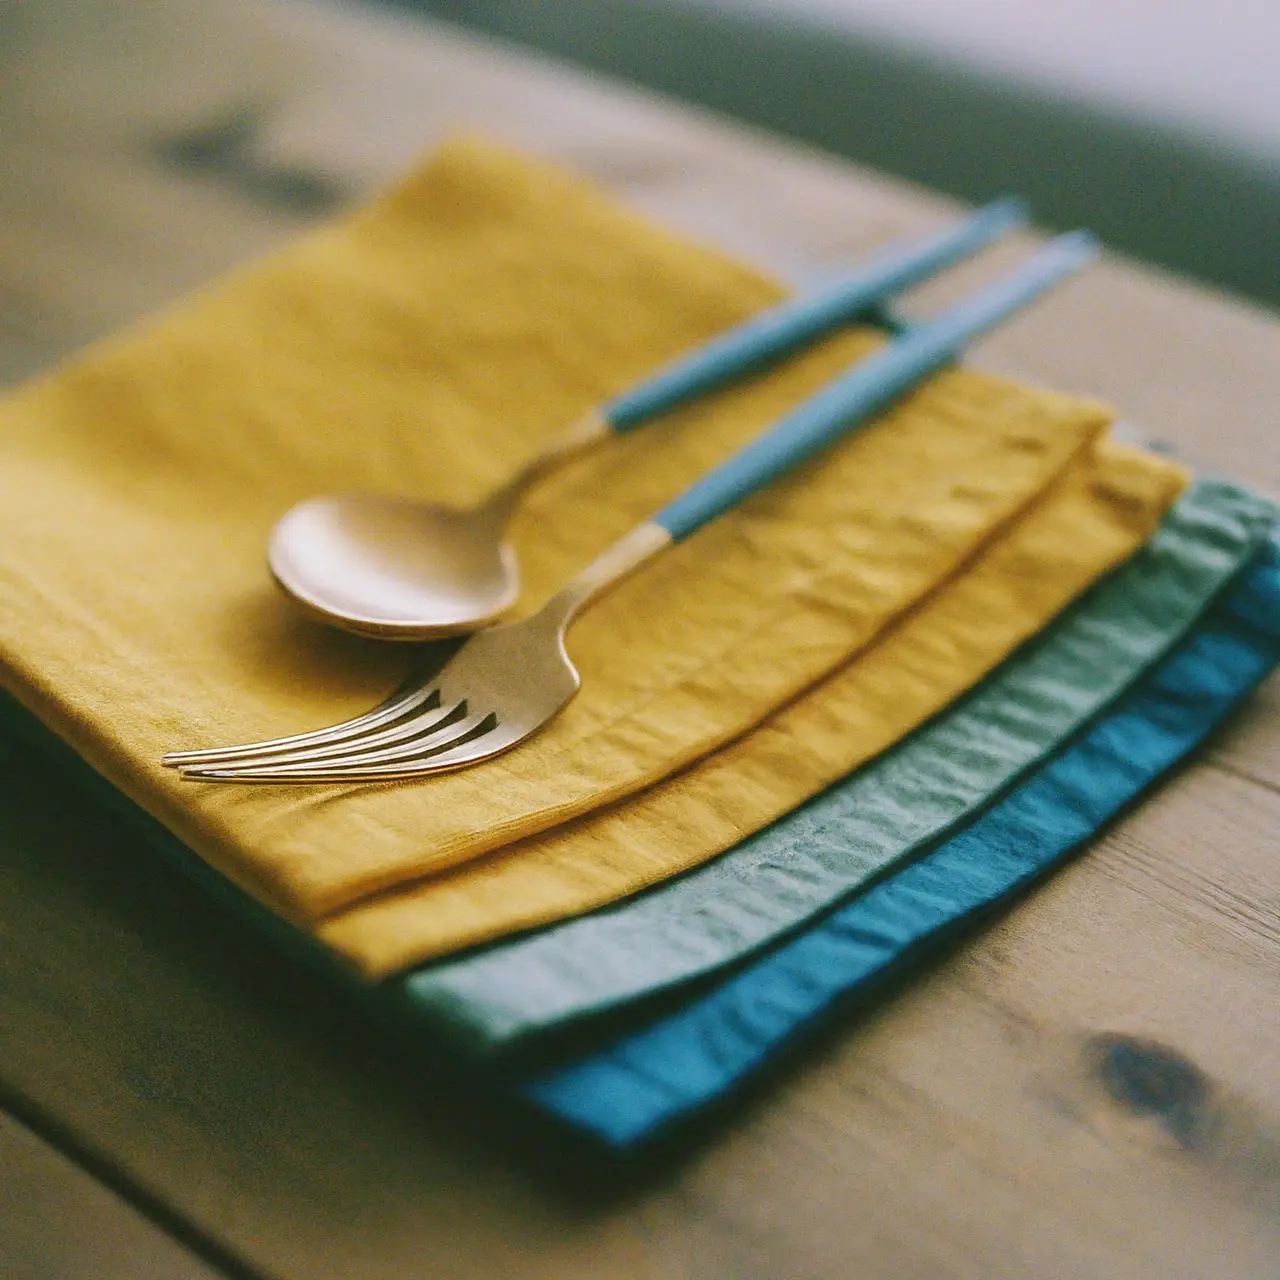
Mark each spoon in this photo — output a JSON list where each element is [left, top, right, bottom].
[[267, 198, 1026, 640]]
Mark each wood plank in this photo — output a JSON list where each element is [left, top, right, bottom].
[[1, 2, 1279, 1278], [0, 1109, 226, 1280], [2, 715, 1278, 1279]]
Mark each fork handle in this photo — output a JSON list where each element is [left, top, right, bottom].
[[651, 231, 1098, 542], [600, 197, 1026, 431]]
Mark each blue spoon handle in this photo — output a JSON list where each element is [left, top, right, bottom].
[[602, 198, 1026, 431], [653, 232, 1099, 542]]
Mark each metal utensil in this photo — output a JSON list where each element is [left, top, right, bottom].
[[266, 200, 1026, 640], [168, 232, 1097, 783]]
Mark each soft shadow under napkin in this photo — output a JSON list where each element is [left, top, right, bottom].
[[324, 444, 1189, 975], [0, 137, 1108, 923]]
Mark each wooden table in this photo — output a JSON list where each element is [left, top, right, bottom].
[[2, 3, 1278, 1277]]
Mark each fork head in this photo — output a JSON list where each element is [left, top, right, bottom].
[[173, 522, 671, 784], [178, 607, 581, 783]]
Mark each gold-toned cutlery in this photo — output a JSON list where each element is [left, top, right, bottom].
[[167, 232, 1098, 784]]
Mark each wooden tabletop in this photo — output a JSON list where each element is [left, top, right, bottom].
[[2, 3, 1278, 1277]]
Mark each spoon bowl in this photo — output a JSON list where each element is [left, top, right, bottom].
[[269, 492, 518, 639]]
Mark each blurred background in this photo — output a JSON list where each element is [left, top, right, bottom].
[[401, 0, 1279, 306], [1, 0, 1275, 394]]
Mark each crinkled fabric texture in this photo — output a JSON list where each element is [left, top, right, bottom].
[[330, 442, 1187, 967], [399, 479, 1272, 1038], [520, 541, 1280, 1146], [327, 444, 1188, 974], [0, 135, 1124, 927]]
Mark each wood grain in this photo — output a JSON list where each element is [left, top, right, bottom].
[[0, 1109, 223, 1280], [1, 2, 1278, 1277]]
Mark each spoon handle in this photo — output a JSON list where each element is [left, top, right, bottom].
[[652, 231, 1098, 542], [601, 197, 1027, 431], [551, 232, 1098, 625]]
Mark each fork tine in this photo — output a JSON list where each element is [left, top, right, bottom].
[[181, 707, 501, 783], [189, 721, 517, 783], [161, 670, 442, 768], [182, 701, 492, 778], [176, 691, 470, 773]]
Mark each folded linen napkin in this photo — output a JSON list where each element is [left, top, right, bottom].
[[326, 445, 1190, 975], [520, 539, 1280, 1146], [0, 136, 1118, 927], [396, 478, 1273, 1031]]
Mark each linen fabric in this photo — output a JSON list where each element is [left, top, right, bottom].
[[521, 540, 1280, 1146], [0, 136, 1122, 924], [400, 478, 1271, 1037], [325, 444, 1189, 974]]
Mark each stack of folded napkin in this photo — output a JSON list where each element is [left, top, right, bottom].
[[1, 138, 1275, 1150]]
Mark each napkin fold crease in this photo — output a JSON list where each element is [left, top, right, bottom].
[[328, 444, 1191, 974]]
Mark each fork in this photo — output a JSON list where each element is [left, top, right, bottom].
[[167, 231, 1098, 784]]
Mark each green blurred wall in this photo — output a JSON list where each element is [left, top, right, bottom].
[[389, 0, 1279, 308]]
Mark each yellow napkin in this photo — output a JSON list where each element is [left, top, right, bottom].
[[321, 441, 1185, 975], [0, 137, 1115, 924]]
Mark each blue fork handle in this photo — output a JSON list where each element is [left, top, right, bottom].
[[653, 231, 1099, 542], [602, 197, 1027, 431]]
